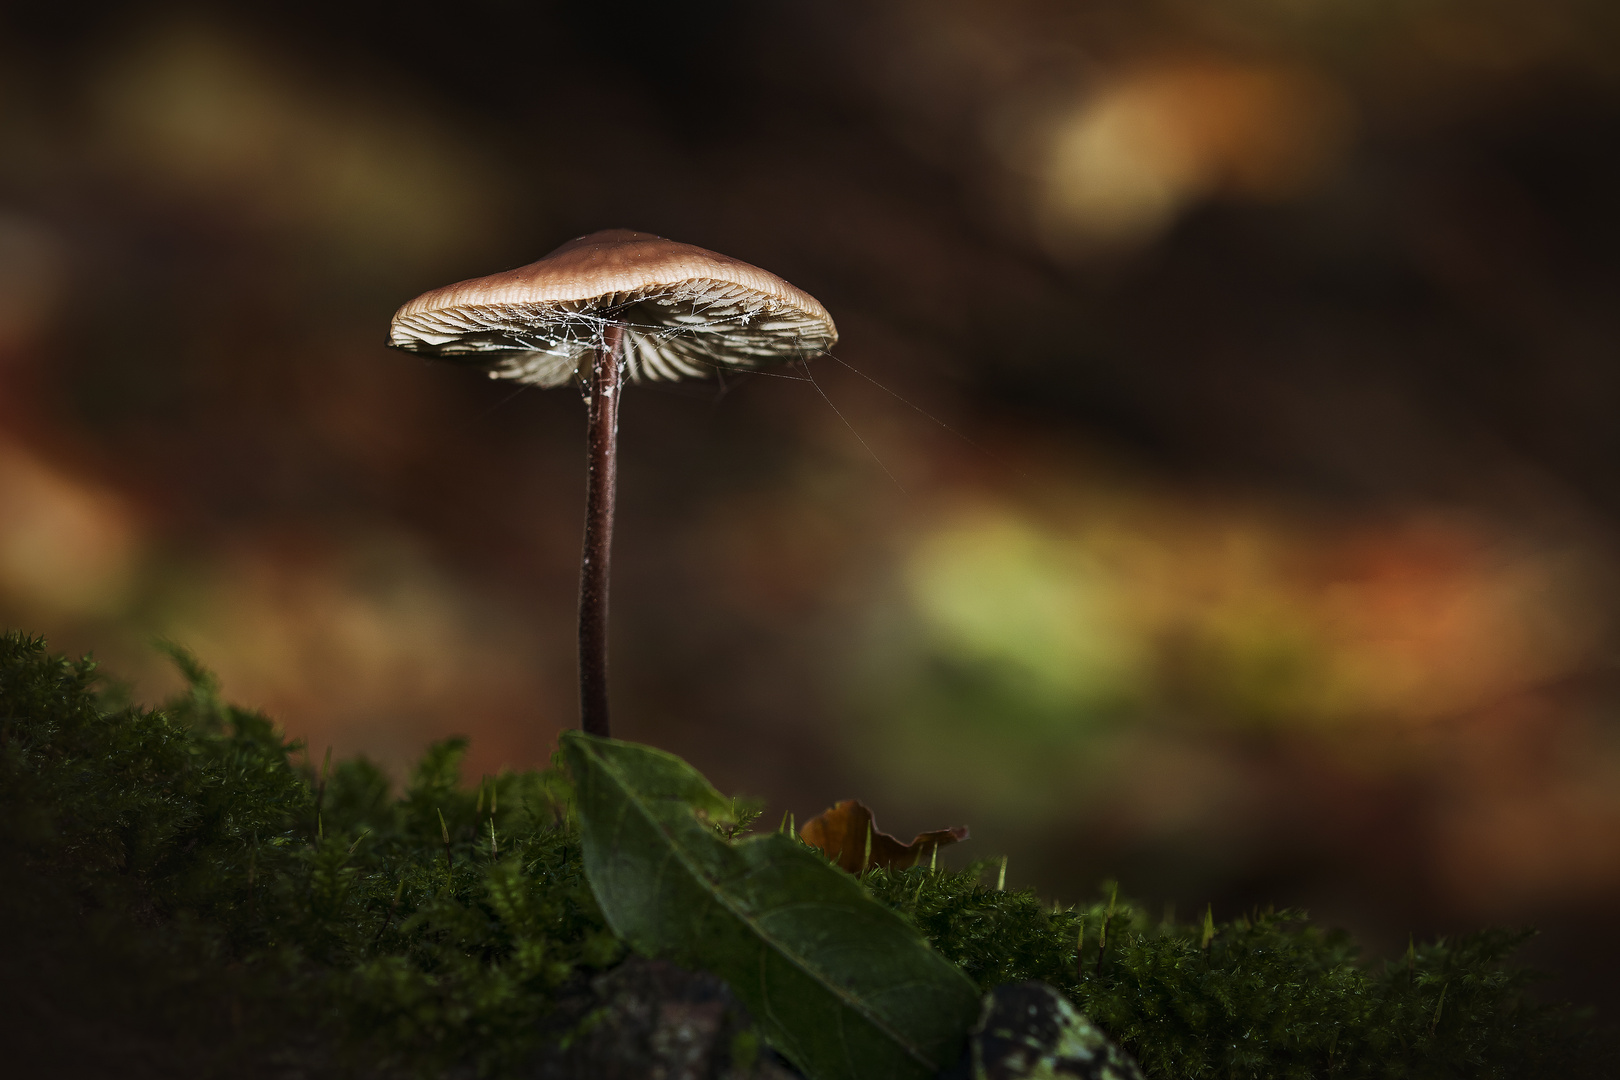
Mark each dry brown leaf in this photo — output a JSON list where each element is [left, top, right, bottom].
[[798, 799, 968, 874]]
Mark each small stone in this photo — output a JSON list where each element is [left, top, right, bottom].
[[970, 982, 1145, 1080], [526, 956, 803, 1080]]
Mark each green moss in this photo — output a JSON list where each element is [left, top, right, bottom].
[[865, 871, 1597, 1078], [1, 631, 614, 1077], [0, 632, 1602, 1078]]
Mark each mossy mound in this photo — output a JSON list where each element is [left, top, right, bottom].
[[1, 631, 614, 1078], [0, 632, 1603, 1078]]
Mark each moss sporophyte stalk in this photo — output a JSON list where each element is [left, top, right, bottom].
[[0, 632, 1602, 1079]]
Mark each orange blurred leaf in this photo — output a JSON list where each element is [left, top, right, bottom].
[[799, 799, 968, 874]]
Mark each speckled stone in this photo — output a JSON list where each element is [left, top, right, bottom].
[[971, 982, 1145, 1080], [525, 956, 803, 1080]]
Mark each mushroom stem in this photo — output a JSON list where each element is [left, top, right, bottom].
[[578, 323, 624, 738]]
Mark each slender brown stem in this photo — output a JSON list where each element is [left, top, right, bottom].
[[579, 323, 623, 737]]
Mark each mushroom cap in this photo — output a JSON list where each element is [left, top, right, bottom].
[[388, 229, 837, 387]]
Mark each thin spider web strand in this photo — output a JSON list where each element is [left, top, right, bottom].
[[475, 380, 538, 420], [414, 299, 1007, 489], [677, 340, 1024, 472], [819, 353, 1031, 482], [798, 360, 906, 494], [464, 309, 1007, 472]]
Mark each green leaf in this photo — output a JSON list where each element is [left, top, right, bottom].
[[563, 731, 980, 1080]]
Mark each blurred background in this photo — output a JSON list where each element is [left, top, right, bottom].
[[4, 0, 1620, 1032]]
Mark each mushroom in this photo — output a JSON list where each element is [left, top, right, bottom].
[[388, 229, 837, 738]]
